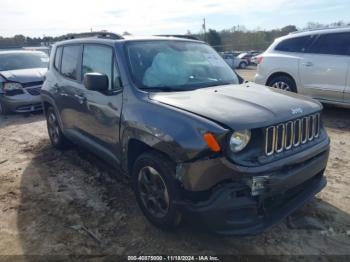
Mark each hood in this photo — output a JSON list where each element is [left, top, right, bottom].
[[0, 68, 47, 83], [150, 83, 322, 130]]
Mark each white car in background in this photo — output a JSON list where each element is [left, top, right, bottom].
[[254, 27, 350, 108], [222, 53, 249, 69]]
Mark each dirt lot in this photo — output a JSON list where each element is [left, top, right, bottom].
[[0, 68, 349, 258]]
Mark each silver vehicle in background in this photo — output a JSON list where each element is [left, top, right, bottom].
[[222, 53, 249, 69], [255, 27, 350, 108], [0, 50, 48, 114]]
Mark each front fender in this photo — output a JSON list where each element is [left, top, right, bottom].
[[121, 126, 186, 171], [120, 95, 229, 171]]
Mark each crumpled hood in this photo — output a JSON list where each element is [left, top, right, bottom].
[[0, 68, 47, 83], [150, 83, 322, 130]]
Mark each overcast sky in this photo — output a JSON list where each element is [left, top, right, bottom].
[[1, 0, 349, 37]]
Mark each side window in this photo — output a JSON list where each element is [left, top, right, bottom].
[[275, 35, 313, 53], [61, 45, 80, 80], [308, 33, 350, 56], [54, 46, 62, 71], [82, 45, 120, 91]]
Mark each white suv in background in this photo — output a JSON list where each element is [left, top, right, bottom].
[[255, 27, 350, 108]]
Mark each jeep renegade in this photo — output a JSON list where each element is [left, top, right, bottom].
[[41, 32, 330, 235]]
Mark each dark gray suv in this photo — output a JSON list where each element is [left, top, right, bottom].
[[41, 32, 330, 235]]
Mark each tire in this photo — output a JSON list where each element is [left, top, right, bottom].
[[46, 107, 70, 149], [0, 101, 9, 115], [132, 151, 182, 230], [239, 62, 247, 69], [267, 75, 297, 93]]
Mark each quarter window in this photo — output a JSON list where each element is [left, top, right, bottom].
[[275, 36, 314, 53], [54, 46, 63, 71], [308, 32, 350, 56], [61, 45, 80, 80]]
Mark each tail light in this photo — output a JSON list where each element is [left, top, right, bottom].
[[256, 55, 264, 64]]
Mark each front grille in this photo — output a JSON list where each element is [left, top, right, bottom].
[[265, 113, 320, 156], [26, 87, 41, 96], [22, 81, 43, 88]]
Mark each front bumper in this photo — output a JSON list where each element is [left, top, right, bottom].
[[176, 139, 330, 235], [0, 93, 42, 113]]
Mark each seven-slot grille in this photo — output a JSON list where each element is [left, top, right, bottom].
[[265, 113, 320, 156]]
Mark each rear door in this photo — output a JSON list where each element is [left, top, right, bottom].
[[58, 44, 84, 130], [299, 32, 350, 102]]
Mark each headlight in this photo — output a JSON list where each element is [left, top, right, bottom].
[[3, 82, 23, 91], [229, 130, 251, 152]]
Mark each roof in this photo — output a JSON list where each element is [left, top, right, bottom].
[[277, 26, 350, 41], [54, 34, 203, 46], [290, 26, 350, 35]]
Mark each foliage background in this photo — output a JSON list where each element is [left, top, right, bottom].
[[0, 21, 349, 51]]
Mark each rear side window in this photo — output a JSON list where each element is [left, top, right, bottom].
[[275, 36, 313, 53], [54, 47, 62, 70], [61, 45, 80, 80], [308, 32, 350, 56]]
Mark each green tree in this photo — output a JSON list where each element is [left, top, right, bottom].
[[281, 25, 297, 34], [206, 29, 222, 51]]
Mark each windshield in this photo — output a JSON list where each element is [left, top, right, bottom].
[[0, 52, 49, 71], [126, 41, 239, 91]]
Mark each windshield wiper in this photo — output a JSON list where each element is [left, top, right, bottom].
[[140, 86, 190, 92]]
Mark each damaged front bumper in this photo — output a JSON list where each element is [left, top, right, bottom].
[[0, 93, 42, 113], [175, 138, 330, 235]]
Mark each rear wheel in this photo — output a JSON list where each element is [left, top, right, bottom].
[[132, 151, 182, 230], [46, 107, 70, 149], [267, 75, 297, 93]]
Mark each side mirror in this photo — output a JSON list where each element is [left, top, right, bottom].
[[83, 72, 108, 92]]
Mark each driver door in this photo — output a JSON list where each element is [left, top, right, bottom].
[[77, 44, 123, 163]]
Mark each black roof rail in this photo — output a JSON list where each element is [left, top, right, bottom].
[[289, 26, 350, 34], [155, 35, 200, 40], [64, 32, 124, 40]]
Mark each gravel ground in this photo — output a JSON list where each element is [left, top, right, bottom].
[[0, 70, 349, 258], [236, 66, 258, 81]]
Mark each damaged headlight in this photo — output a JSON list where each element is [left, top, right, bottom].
[[229, 129, 251, 152], [4, 82, 23, 91]]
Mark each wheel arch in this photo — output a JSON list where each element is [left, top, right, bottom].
[[121, 128, 184, 175], [266, 72, 298, 92], [41, 94, 65, 130]]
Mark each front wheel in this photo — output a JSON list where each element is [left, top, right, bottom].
[[132, 151, 182, 230]]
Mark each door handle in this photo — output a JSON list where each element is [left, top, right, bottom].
[[74, 94, 86, 104], [302, 61, 313, 67]]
